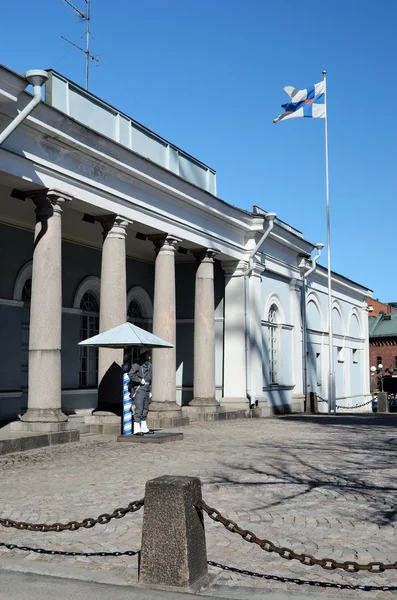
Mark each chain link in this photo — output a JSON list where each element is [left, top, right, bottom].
[[336, 398, 374, 410], [198, 500, 396, 573], [0, 541, 138, 557], [208, 561, 397, 593], [316, 396, 374, 410], [0, 498, 144, 532]]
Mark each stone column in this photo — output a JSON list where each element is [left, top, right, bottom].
[[94, 215, 130, 414], [290, 278, 305, 413], [149, 235, 187, 428], [189, 250, 219, 417], [220, 261, 248, 410], [20, 189, 71, 429]]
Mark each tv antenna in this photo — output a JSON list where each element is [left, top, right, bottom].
[[62, 0, 98, 90]]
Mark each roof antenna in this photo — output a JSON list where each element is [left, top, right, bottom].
[[62, 0, 98, 90]]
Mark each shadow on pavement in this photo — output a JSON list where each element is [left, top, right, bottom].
[[208, 413, 397, 527]]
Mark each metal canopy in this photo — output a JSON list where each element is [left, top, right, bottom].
[[78, 322, 173, 349]]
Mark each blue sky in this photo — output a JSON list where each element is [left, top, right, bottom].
[[1, 0, 396, 300]]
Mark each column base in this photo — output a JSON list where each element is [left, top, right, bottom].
[[251, 395, 271, 418], [189, 397, 218, 407], [147, 402, 189, 429], [291, 394, 305, 414], [19, 408, 68, 423], [10, 420, 74, 434], [219, 396, 249, 411], [186, 397, 220, 421], [84, 413, 121, 435]]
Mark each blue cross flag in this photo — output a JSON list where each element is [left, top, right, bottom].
[[273, 81, 326, 123]]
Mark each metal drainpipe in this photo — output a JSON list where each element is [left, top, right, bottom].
[[301, 243, 324, 401], [0, 70, 48, 146], [244, 213, 277, 407]]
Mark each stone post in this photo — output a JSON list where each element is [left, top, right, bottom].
[[188, 250, 219, 418], [149, 235, 187, 428], [140, 475, 208, 590], [220, 261, 248, 410], [377, 391, 389, 413], [20, 189, 71, 429], [96, 215, 129, 416]]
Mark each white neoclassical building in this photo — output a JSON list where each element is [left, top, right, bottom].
[[0, 64, 372, 434]]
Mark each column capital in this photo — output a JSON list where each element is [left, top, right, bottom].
[[221, 260, 248, 278], [192, 248, 220, 263], [251, 261, 265, 278], [290, 278, 303, 292], [149, 234, 182, 255], [98, 214, 131, 240], [28, 188, 72, 217]]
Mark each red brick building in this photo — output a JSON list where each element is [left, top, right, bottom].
[[369, 311, 397, 393], [368, 299, 397, 318]]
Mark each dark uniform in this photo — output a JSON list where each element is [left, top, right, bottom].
[[128, 357, 152, 424]]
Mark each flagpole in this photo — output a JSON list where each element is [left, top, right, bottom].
[[322, 70, 335, 414]]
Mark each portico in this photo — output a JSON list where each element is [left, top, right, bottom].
[[0, 174, 226, 431]]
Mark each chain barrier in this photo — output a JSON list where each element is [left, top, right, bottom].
[[336, 398, 374, 410], [317, 396, 374, 410], [0, 541, 138, 557], [317, 396, 328, 403], [199, 500, 396, 574], [0, 498, 144, 532], [208, 561, 397, 593]]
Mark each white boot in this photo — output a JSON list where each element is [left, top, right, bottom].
[[141, 420, 149, 434], [133, 422, 143, 435]]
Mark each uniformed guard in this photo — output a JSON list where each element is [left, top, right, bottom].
[[128, 347, 153, 435]]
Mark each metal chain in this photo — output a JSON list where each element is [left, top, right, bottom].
[[208, 561, 397, 593], [0, 541, 138, 557], [316, 396, 374, 410], [317, 396, 328, 403], [199, 500, 396, 573], [336, 398, 374, 410], [0, 498, 144, 532]]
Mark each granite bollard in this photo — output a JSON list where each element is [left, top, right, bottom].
[[139, 475, 208, 590], [377, 392, 389, 413]]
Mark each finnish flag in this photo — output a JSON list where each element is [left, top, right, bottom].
[[273, 81, 326, 123]]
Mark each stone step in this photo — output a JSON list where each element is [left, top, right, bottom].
[[0, 430, 79, 456]]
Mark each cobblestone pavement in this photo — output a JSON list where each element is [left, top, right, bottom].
[[1, 414, 397, 598]]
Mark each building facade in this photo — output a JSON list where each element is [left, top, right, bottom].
[[0, 65, 372, 429]]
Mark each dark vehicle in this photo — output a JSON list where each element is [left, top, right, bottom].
[[372, 395, 397, 413]]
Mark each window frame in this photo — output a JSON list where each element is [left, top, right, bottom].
[[268, 304, 279, 385], [79, 292, 99, 389]]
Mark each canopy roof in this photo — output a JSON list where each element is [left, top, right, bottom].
[[78, 322, 173, 349]]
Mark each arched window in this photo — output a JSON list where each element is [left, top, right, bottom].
[[79, 291, 99, 388], [127, 299, 144, 326], [307, 299, 322, 331], [127, 298, 146, 363], [268, 304, 278, 384], [349, 313, 361, 339], [332, 305, 344, 336], [13, 260, 33, 302], [80, 292, 99, 313], [21, 278, 32, 303]]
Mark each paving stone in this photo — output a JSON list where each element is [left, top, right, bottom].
[[1, 416, 397, 597]]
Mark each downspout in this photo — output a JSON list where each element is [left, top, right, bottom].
[[301, 243, 324, 401], [0, 70, 48, 145], [244, 212, 277, 407]]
